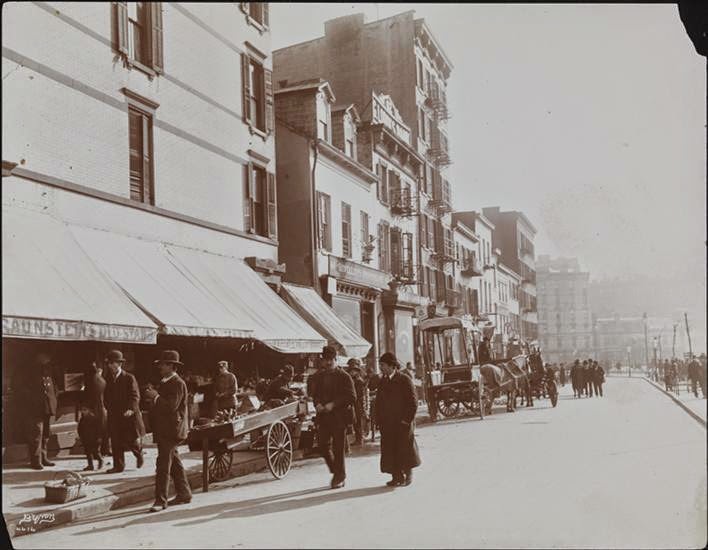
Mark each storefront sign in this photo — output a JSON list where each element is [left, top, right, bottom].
[[328, 256, 391, 290], [2, 316, 157, 344]]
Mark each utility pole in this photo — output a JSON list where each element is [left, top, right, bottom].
[[672, 323, 678, 358], [643, 312, 649, 370], [684, 312, 693, 357]]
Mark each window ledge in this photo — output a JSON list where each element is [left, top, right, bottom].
[[248, 124, 268, 141], [125, 57, 157, 79]]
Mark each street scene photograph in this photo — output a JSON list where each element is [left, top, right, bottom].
[[1, 2, 706, 549]]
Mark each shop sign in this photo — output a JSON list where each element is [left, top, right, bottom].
[[2, 316, 157, 344], [328, 256, 391, 290]]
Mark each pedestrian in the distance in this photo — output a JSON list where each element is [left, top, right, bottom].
[[144, 350, 192, 512], [346, 358, 369, 446], [308, 346, 356, 489], [103, 350, 145, 473], [375, 353, 421, 487], [593, 361, 605, 397], [559, 363, 566, 387], [212, 360, 238, 416], [571, 360, 581, 398], [85, 361, 109, 457], [688, 356, 702, 398], [478, 337, 492, 364]]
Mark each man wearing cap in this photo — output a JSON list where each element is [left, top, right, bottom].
[[308, 346, 356, 489], [144, 350, 192, 512], [375, 352, 420, 487], [264, 364, 296, 403], [103, 350, 145, 473], [213, 360, 238, 415], [478, 337, 492, 365]]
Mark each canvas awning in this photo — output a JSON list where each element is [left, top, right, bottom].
[[2, 208, 158, 343], [281, 283, 372, 358], [70, 226, 325, 353]]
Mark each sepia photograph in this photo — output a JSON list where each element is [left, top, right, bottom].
[[1, 2, 706, 549]]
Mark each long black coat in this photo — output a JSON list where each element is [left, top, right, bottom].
[[12, 366, 58, 419], [375, 371, 421, 473], [150, 375, 189, 442], [104, 370, 145, 443], [308, 368, 356, 427], [85, 372, 107, 430]]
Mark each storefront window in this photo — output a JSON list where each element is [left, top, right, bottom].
[[332, 296, 362, 336]]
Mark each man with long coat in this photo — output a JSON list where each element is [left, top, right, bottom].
[[308, 346, 356, 489], [571, 360, 582, 398], [346, 359, 369, 446], [592, 361, 605, 397], [85, 362, 109, 456], [103, 350, 145, 473], [375, 353, 421, 487], [145, 350, 192, 512], [13, 352, 58, 470]]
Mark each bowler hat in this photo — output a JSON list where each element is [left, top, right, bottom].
[[379, 352, 399, 368], [105, 350, 126, 364], [321, 346, 337, 360], [153, 350, 183, 366]]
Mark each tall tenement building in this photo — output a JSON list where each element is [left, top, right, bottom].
[[474, 207, 538, 342], [536, 256, 593, 363], [274, 11, 456, 362]]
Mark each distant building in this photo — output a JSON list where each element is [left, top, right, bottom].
[[536, 256, 593, 363], [594, 315, 674, 367]]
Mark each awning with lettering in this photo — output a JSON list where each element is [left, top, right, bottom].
[[2, 208, 158, 343], [281, 283, 372, 358], [70, 226, 326, 353]]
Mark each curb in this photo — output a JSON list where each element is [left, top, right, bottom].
[[642, 377, 706, 429], [7, 452, 271, 538]]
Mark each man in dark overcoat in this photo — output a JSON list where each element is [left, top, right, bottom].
[[346, 359, 369, 446], [85, 361, 109, 456], [12, 352, 58, 470], [570, 360, 581, 398], [592, 361, 605, 397], [144, 350, 192, 512], [103, 350, 145, 473], [375, 352, 421, 487], [478, 337, 492, 364], [308, 346, 356, 489]]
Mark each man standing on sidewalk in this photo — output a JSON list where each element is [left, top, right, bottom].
[[375, 353, 421, 487], [104, 350, 145, 473], [308, 346, 356, 489], [687, 355, 702, 398], [144, 350, 192, 512]]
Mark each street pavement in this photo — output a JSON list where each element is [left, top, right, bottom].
[[12, 378, 706, 549]]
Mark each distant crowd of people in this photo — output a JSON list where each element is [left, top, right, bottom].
[[539, 360, 606, 398], [656, 355, 707, 398]]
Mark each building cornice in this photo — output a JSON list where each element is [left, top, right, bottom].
[[316, 139, 378, 184]]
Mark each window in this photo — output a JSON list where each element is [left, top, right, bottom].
[[241, 53, 273, 134], [378, 221, 390, 271], [114, 2, 164, 73], [128, 106, 154, 205], [419, 108, 427, 142], [316, 192, 331, 251], [377, 163, 389, 205], [417, 58, 423, 89], [239, 3, 270, 29], [360, 211, 370, 262], [243, 163, 277, 238], [341, 202, 352, 258], [317, 93, 330, 142]]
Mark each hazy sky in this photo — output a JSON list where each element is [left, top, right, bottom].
[[271, 3, 706, 282]]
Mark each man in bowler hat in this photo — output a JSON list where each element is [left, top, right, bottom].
[[375, 352, 421, 487], [308, 346, 356, 489], [144, 350, 192, 512], [103, 350, 145, 473]]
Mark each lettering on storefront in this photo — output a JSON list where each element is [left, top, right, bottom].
[[328, 256, 390, 290], [2, 316, 157, 344]]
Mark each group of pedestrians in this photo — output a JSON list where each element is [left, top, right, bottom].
[[570, 359, 605, 398], [657, 355, 706, 398]]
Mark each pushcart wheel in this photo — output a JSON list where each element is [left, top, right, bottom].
[[437, 398, 460, 418], [208, 450, 233, 482], [266, 421, 293, 479]]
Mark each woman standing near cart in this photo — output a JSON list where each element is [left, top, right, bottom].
[[375, 353, 421, 487]]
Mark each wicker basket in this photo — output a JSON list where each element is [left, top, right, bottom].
[[44, 471, 90, 504]]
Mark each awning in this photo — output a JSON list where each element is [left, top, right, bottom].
[[2, 208, 158, 343], [281, 283, 372, 358], [70, 226, 325, 353]]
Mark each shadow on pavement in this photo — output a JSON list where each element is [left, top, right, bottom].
[[72, 485, 394, 535]]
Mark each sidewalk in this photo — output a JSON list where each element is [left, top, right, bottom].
[[4, 405, 436, 539], [643, 377, 707, 426]]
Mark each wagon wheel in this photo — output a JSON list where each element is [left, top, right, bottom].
[[437, 397, 460, 418], [208, 449, 233, 482], [266, 421, 293, 479]]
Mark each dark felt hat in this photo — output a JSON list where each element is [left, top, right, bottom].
[[153, 350, 183, 366], [379, 352, 399, 368], [104, 350, 126, 363]]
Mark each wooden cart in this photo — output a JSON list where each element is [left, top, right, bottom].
[[187, 399, 310, 492]]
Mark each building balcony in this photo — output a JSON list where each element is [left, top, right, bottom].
[[427, 129, 452, 167], [430, 176, 452, 214], [445, 289, 462, 309], [392, 259, 417, 285], [425, 86, 450, 121], [460, 256, 483, 277], [390, 187, 419, 217]]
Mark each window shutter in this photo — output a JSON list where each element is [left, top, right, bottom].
[[436, 270, 446, 302], [381, 167, 388, 204], [141, 115, 152, 204], [241, 53, 251, 124], [243, 163, 255, 233], [403, 232, 414, 278], [114, 2, 129, 55], [240, 3, 249, 15], [264, 67, 274, 134], [263, 2, 269, 27], [390, 227, 401, 276], [149, 2, 164, 73], [324, 195, 332, 251], [377, 223, 384, 267], [390, 172, 400, 207], [266, 172, 277, 239]]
